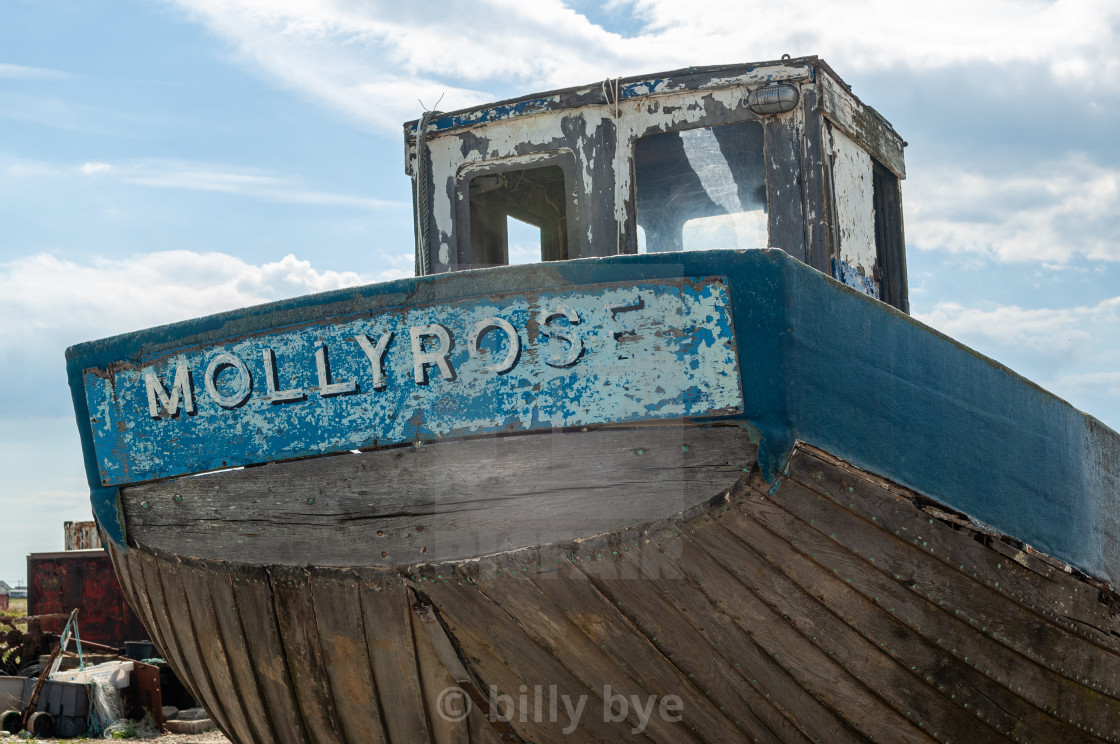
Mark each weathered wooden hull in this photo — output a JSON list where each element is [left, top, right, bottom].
[[107, 441, 1120, 743], [67, 250, 1120, 742]]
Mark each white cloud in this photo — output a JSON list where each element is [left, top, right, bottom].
[[916, 298, 1120, 353], [168, 0, 642, 130], [906, 156, 1120, 263], [9, 155, 406, 209], [915, 296, 1120, 426], [166, 0, 1120, 133], [627, 0, 1120, 81], [123, 160, 406, 208], [1056, 371, 1120, 397], [0, 63, 69, 80], [0, 251, 407, 344]]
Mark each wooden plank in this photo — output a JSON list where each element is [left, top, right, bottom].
[[225, 560, 310, 744], [307, 567, 388, 744], [734, 486, 1117, 741], [774, 450, 1120, 699], [799, 86, 831, 275], [267, 564, 345, 743], [199, 557, 284, 744], [418, 564, 646, 744], [587, 537, 851, 743], [122, 426, 755, 567], [105, 541, 166, 658], [411, 598, 471, 744], [764, 113, 808, 264], [787, 447, 1120, 654], [353, 569, 433, 744], [670, 516, 940, 744], [157, 555, 245, 742], [175, 556, 262, 744], [131, 661, 164, 732], [723, 492, 1060, 741], [527, 559, 753, 743], [816, 68, 905, 179], [128, 548, 210, 714], [450, 552, 706, 744]]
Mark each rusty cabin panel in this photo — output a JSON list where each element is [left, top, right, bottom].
[[63, 521, 102, 551], [27, 550, 148, 645]]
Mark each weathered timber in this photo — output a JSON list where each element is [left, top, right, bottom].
[[764, 112, 808, 265], [173, 555, 261, 744], [307, 566, 389, 744], [464, 567, 708, 743], [122, 426, 755, 567], [410, 598, 472, 744], [129, 549, 209, 720], [106, 442, 1120, 743], [268, 565, 345, 742], [816, 65, 905, 179], [587, 544, 854, 743], [155, 555, 244, 743], [352, 570, 432, 744], [703, 507, 1038, 741], [786, 449, 1120, 654], [772, 456, 1120, 697], [416, 569, 648, 744], [225, 560, 310, 744], [798, 85, 832, 279], [202, 557, 285, 744]]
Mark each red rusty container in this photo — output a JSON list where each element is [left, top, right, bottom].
[[27, 550, 148, 646]]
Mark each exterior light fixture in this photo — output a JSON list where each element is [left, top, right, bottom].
[[746, 83, 800, 115]]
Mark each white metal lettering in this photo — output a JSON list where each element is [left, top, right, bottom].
[[262, 348, 305, 404], [467, 317, 520, 374], [315, 345, 358, 397], [144, 359, 195, 418], [355, 332, 393, 390], [542, 306, 584, 368], [410, 324, 455, 384], [205, 352, 252, 408]]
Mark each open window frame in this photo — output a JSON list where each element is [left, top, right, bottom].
[[455, 152, 582, 270]]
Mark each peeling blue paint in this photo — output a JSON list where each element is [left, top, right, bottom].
[[832, 257, 879, 298], [621, 79, 667, 99], [78, 278, 741, 486], [429, 97, 557, 132], [66, 250, 1120, 589]]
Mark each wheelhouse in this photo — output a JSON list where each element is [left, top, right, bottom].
[[405, 56, 909, 312]]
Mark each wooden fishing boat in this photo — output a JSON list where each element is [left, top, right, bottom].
[[66, 57, 1120, 743]]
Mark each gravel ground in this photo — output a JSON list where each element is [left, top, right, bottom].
[[0, 730, 231, 743]]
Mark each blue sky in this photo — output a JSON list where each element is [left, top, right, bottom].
[[2, 0, 1119, 584]]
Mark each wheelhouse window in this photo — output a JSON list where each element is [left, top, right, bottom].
[[463, 164, 569, 267], [634, 121, 767, 253]]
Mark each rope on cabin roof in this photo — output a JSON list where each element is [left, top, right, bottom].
[[413, 94, 443, 276]]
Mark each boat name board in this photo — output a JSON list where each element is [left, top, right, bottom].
[[82, 277, 742, 486]]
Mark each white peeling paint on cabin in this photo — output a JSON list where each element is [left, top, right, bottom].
[[426, 104, 611, 267], [827, 123, 879, 298], [404, 58, 909, 314], [420, 75, 789, 271]]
